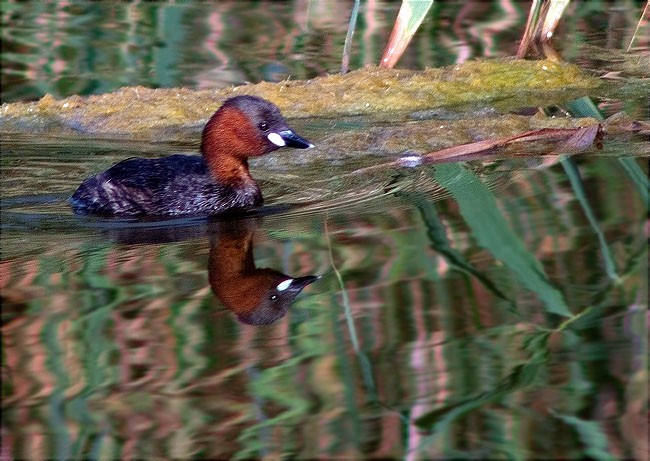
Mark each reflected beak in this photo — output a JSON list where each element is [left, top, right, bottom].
[[278, 130, 314, 149], [277, 275, 320, 294]]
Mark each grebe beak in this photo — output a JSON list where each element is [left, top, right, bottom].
[[268, 130, 314, 149]]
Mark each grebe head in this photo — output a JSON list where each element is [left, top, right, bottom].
[[200, 95, 313, 163]]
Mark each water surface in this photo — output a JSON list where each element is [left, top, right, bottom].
[[2, 1, 648, 459], [1, 132, 647, 459]]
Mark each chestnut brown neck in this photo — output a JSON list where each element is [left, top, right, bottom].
[[208, 228, 283, 314], [200, 106, 268, 185]]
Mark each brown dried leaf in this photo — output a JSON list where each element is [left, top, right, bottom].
[[550, 124, 602, 155], [350, 124, 605, 176], [422, 126, 596, 163]]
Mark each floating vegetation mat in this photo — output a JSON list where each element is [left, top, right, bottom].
[[0, 60, 600, 141]]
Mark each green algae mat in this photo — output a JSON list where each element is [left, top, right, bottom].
[[0, 60, 599, 141]]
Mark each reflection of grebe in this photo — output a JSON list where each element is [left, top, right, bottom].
[[209, 220, 318, 325]]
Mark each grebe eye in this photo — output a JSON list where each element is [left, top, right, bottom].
[[259, 122, 269, 132], [270, 294, 278, 300]]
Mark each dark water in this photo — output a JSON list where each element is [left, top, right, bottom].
[[2, 1, 649, 460]]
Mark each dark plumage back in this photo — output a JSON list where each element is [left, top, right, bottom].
[[70, 155, 261, 216]]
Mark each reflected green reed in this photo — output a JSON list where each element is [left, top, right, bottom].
[[2, 150, 647, 459], [2, 0, 644, 103], [434, 163, 571, 316]]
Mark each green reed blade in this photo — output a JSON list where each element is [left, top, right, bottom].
[[617, 157, 649, 209], [380, 0, 434, 68], [433, 164, 571, 316], [329, 293, 363, 445], [415, 331, 550, 430], [560, 156, 620, 282], [341, 0, 361, 73], [326, 218, 378, 402], [566, 96, 604, 120], [402, 191, 512, 303], [550, 411, 614, 461]]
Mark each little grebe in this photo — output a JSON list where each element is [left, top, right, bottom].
[[70, 95, 313, 216]]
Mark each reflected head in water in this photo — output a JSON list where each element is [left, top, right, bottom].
[[218, 271, 318, 325], [208, 218, 319, 325]]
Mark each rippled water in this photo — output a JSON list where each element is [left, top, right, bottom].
[[3, 1, 647, 103], [2, 129, 647, 459], [2, 1, 649, 459]]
